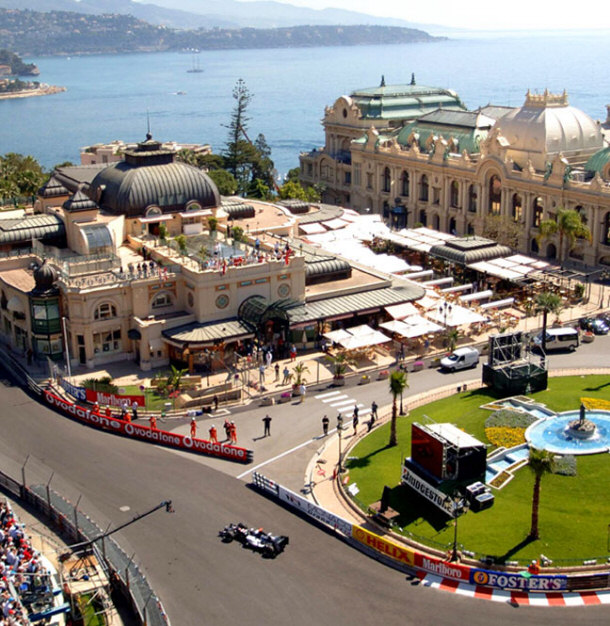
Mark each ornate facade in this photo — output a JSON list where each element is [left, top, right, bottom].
[[301, 83, 610, 267]]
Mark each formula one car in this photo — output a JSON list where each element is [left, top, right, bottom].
[[219, 522, 289, 558]]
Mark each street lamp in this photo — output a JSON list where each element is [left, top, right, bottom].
[[337, 414, 344, 474], [444, 493, 468, 562]]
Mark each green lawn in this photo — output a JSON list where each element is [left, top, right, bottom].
[[346, 375, 610, 563]]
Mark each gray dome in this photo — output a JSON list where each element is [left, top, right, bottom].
[[88, 139, 220, 217], [33, 259, 58, 293]]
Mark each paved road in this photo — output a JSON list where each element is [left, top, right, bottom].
[[0, 340, 608, 625]]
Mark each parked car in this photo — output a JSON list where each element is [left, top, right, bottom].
[[532, 327, 580, 352], [596, 312, 610, 326], [579, 317, 609, 335], [440, 347, 480, 372]]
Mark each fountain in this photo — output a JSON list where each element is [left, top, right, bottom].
[[525, 407, 610, 455], [565, 403, 597, 440]]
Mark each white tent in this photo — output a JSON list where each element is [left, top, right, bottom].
[[339, 330, 391, 350], [323, 329, 352, 343], [385, 302, 420, 320], [426, 302, 486, 327]]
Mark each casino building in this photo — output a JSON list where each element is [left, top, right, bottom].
[[0, 133, 423, 370], [300, 79, 610, 267]]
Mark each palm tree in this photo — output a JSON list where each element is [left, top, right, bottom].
[[534, 292, 562, 353], [528, 448, 556, 540], [291, 362, 309, 387], [537, 208, 591, 262], [325, 351, 356, 380], [167, 364, 188, 393], [388, 370, 408, 447]]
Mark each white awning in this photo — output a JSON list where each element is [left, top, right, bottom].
[[299, 222, 327, 235], [178, 209, 212, 218], [323, 329, 352, 343], [322, 218, 348, 230], [459, 290, 493, 303], [426, 302, 486, 327], [338, 330, 391, 350], [385, 302, 419, 320], [480, 297, 515, 310], [139, 215, 174, 224]]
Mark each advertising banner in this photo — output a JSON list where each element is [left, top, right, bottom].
[[277, 485, 352, 536], [413, 553, 471, 581], [43, 390, 252, 464], [85, 389, 146, 407], [351, 526, 415, 568], [60, 378, 87, 402], [470, 569, 567, 591], [401, 466, 452, 514]]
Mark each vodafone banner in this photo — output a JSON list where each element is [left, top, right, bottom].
[[43, 390, 252, 464]]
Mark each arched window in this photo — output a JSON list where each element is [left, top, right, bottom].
[[419, 175, 429, 202], [94, 302, 117, 321], [468, 185, 477, 213], [467, 222, 475, 235], [401, 171, 410, 197], [418, 210, 427, 226], [450, 181, 459, 208], [531, 238, 539, 254], [152, 292, 173, 309], [533, 197, 544, 227], [449, 217, 457, 235], [433, 214, 440, 230], [511, 194, 523, 222], [488, 175, 501, 215], [603, 212, 610, 246], [382, 167, 391, 193], [546, 243, 557, 259]]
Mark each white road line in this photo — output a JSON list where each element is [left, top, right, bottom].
[[236, 430, 337, 479], [337, 403, 365, 413], [329, 399, 355, 407], [315, 390, 342, 399], [322, 394, 348, 403]]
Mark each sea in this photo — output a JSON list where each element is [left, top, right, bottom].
[[2, 30, 610, 179]]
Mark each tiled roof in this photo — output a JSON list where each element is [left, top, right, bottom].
[[0, 213, 65, 245]]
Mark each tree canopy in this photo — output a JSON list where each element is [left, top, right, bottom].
[[0, 152, 46, 199]]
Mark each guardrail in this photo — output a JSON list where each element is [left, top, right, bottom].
[[251, 471, 610, 592], [0, 347, 171, 626]]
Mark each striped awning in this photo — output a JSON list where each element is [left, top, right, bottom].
[[162, 318, 253, 346]]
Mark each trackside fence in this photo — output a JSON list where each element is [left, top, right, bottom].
[[0, 347, 171, 626], [251, 472, 610, 593]]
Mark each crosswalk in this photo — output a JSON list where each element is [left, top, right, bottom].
[[314, 390, 371, 418]]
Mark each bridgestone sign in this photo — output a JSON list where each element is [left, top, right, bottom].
[[401, 466, 451, 513], [44, 390, 252, 464]]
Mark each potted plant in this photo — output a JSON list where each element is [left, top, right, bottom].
[[377, 369, 389, 380], [360, 374, 370, 385], [326, 351, 354, 386], [278, 391, 292, 403], [291, 362, 309, 395], [582, 330, 595, 343], [412, 360, 425, 372]]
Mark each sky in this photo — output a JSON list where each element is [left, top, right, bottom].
[[237, 0, 610, 31]]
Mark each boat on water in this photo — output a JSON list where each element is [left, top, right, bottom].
[[187, 54, 204, 74], [176, 91, 187, 95]]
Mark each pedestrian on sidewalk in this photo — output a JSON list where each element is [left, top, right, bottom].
[[150, 415, 157, 430], [262, 414, 272, 437], [259, 363, 266, 383], [213, 395, 219, 412], [367, 417, 374, 432], [353, 405, 359, 419], [371, 401, 378, 422], [223, 418, 231, 441], [266, 350, 273, 367], [274, 362, 280, 382], [229, 421, 237, 444], [337, 413, 343, 431], [282, 366, 291, 385], [299, 383, 306, 403], [209, 424, 218, 443], [132, 402, 138, 421], [322, 415, 329, 436], [190, 417, 197, 438], [352, 412, 359, 436], [290, 344, 297, 361]]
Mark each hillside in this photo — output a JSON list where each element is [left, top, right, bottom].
[[0, 9, 445, 57], [0, 0, 429, 30]]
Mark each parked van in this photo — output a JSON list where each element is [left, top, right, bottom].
[[532, 327, 579, 352], [440, 347, 480, 372]]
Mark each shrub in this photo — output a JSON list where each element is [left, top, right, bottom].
[[553, 455, 577, 476], [485, 408, 538, 429], [82, 376, 118, 393]]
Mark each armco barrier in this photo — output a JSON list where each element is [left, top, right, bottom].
[[43, 390, 253, 464], [251, 472, 610, 592]]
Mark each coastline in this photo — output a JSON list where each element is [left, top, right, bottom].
[[0, 84, 66, 100]]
